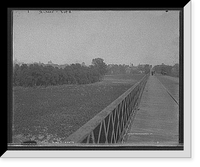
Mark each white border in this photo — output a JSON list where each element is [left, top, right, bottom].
[[0, 150, 191, 158], [183, 0, 191, 158], [2, 3, 191, 158]]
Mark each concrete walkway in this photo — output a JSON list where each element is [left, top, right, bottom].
[[125, 75, 179, 145]]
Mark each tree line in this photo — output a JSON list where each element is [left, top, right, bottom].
[[153, 63, 179, 77], [13, 58, 107, 87], [106, 64, 151, 75]]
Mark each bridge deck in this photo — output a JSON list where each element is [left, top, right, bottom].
[[125, 75, 179, 145]]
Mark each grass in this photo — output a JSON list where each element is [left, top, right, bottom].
[[12, 74, 144, 144], [156, 75, 179, 102]]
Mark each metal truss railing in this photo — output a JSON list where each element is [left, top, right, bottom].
[[65, 74, 149, 144]]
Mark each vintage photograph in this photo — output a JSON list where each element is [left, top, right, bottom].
[[11, 9, 182, 148]]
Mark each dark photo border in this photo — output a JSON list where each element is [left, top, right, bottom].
[[4, 1, 190, 157]]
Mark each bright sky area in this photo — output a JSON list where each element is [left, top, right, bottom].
[[13, 10, 179, 66]]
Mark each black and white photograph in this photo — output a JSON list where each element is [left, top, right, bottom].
[[5, 4, 192, 158]]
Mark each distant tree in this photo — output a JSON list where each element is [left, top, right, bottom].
[[13, 58, 109, 87], [144, 64, 150, 74], [89, 65, 101, 82], [13, 64, 20, 86], [118, 64, 126, 74], [154, 64, 175, 76], [106, 64, 128, 75], [92, 58, 107, 76], [20, 64, 28, 70], [171, 64, 179, 77]]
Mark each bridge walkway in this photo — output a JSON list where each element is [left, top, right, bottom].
[[124, 75, 179, 145]]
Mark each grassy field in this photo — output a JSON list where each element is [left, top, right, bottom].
[[156, 75, 179, 102], [12, 74, 144, 144]]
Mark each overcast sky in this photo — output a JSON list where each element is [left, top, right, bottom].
[[13, 10, 179, 66]]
